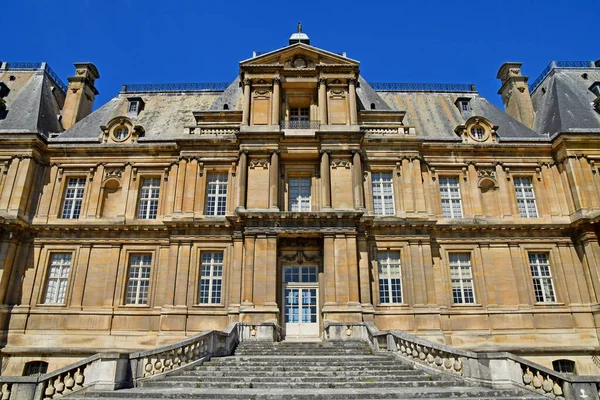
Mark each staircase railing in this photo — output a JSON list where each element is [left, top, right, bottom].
[[0, 323, 241, 399], [325, 322, 600, 400]]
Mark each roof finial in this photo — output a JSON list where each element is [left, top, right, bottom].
[[289, 23, 309, 45]]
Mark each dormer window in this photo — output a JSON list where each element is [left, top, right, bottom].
[[589, 82, 600, 98], [455, 97, 471, 112], [470, 126, 485, 140], [126, 97, 144, 116], [113, 126, 130, 141]]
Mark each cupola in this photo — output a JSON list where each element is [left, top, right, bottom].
[[289, 22, 310, 45]]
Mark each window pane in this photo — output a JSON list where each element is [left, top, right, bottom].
[[206, 173, 228, 216], [199, 252, 224, 304], [61, 178, 86, 219], [449, 253, 475, 304], [372, 172, 394, 216], [529, 253, 555, 302], [439, 177, 463, 218], [44, 253, 72, 304], [125, 254, 152, 305], [289, 177, 311, 212], [138, 178, 160, 219], [514, 178, 538, 218], [377, 251, 401, 304]]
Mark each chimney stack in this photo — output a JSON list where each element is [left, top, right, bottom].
[[497, 62, 534, 129], [62, 62, 99, 130]]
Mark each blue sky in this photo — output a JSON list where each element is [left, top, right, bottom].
[[3, 0, 598, 109]]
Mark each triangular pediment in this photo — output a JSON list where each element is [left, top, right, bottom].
[[240, 43, 359, 68]]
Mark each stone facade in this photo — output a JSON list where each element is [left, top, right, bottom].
[[0, 34, 600, 377]]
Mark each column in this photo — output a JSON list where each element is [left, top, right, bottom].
[[323, 234, 336, 305], [348, 77, 358, 125], [174, 241, 191, 306], [269, 150, 279, 210], [229, 231, 244, 309], [69, 244, 92, 309], [318, 78, 328, 125], [173, 157, 187, 214], [236, 150, 248, 209], [242, 78, 251, 126], [271, 78, 280, 125], [242, 235, 255, 305], [320, 150, 331, 209], [357, 234, 373, 307], [352, 150, 364, 209]]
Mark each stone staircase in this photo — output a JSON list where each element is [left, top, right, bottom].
[[73, 340, 545, 399]]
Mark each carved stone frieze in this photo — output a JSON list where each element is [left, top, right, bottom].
[[104, 168, 122, 180], [331, 158, 351, 169], [249, 159, 269, 169], [279, 250, 320, 265]]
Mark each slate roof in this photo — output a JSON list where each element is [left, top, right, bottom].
[[56, 91, 221, 142], [531, 66, 600, 137], [0, 67, 65, 137], [377, 91, 545, 142], [55, 49, 600, 144]]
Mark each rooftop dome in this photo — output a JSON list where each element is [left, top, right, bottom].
[[289, 22, 310, 45]]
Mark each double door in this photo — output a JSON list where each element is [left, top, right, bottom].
[[282, 266, 319, 338]]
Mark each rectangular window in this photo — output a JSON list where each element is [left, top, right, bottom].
[[137, 178, 160, 219], [125, 254, 152, 305], [61, 177, 86, 219], [449, 253, 475, 304], [128, 101, 138, 113], [372, 172, 395, 216], [290, 107, 309, 122], [205, 173, 228, 216], [289, 177, 311, 212], [377, 251, 402, 304], [199, 252, 223, 304], [284, 266, 318, 283], [529, 253, 556, 303], [439, 177, 463, 218], [514, 177, 538, 218], [44, 253, 72, 304]]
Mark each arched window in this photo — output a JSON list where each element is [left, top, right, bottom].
[[370, 103, 376, 110], [552, 359, 576, 375], [223, 104, 229, 110], [24, 361, 48, 376]]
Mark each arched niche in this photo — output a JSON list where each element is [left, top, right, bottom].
[[99, 178, 122, 218], [478, 176, 499, 218]]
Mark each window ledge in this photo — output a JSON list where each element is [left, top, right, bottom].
[[534, 302, 565, 306], [193, 304, 225, 308], [376, 303, 408, 308], [120, 304, 151, 308], [35, 303, 67, 308], [451, 303, 482, 307]]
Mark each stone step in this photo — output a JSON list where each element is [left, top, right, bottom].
[[139, 380, 462, 389], [205, 361, 407, 368], [76, 387, 544, 399], [165, 374, 449, 383], [186, 368, 425, 376], [212, 356, 398, 362]]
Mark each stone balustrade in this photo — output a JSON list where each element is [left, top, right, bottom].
[[0, 323, 241, 400], [324, 322, 600, 400]]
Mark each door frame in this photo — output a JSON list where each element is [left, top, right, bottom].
[[280, 264, 321, 339]]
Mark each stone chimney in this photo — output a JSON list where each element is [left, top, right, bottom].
[[62, 62, 99, 129], [497, 62, 534, 129]]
